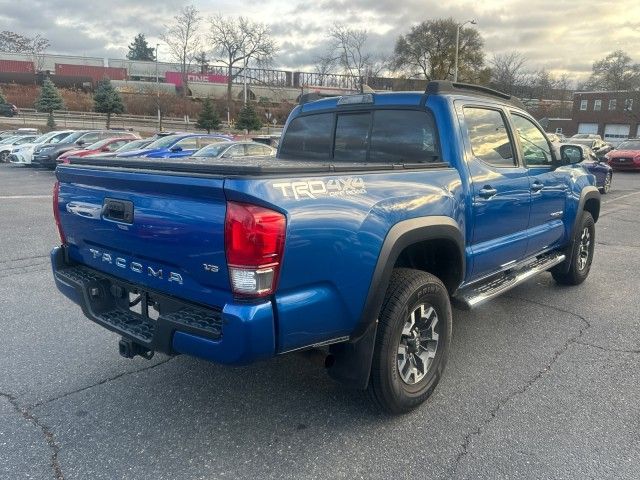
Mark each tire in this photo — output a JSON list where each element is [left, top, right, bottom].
[[0, 151, 8, 163], [552, 211, 595, 285], [368, 268, 452, 414], [600, 172, 612, 194]]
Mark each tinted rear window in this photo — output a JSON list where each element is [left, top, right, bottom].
[[280, 109, 440, 163], [280, 113, 333, 160], [334, 113, 370, 162]]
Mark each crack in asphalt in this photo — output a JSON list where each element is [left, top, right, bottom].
[[0, 260, 49, 272], [1, 357, 175, 479], [575, 340, 640, 354], [0, 263, 50, 279], [447, 297, 591, 477], [0, 391, 65, 480], [0, 254, 49, 265], [31, 356, 175, 409], [596, 241, 640, 248]]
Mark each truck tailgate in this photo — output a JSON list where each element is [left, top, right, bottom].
[[56, 165, 232, 308]]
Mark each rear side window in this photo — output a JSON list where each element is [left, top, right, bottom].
[[280, 113, 333, 159], [369, 110, 438, 163], [464, 107, 515, 167], [280, 109, 440, 163], [175, 137, 199, 150], [80, 132, 101, 144]]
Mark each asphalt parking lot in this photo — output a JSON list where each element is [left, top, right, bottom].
[[1, 163, 639, 480]]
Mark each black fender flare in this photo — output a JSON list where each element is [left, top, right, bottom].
[[328, 216, 465, 389], [558, 186, 600, 274]]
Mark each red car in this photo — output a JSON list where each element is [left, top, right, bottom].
[[606, 139, 640, 171], [57, 137, 137, 164]]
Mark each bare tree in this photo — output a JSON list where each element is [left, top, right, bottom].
[[209, 14, 277, 112], [161, 5, 202, 96], [312, 52, 338, 86], [0, 31, 50, 71], [329, 24, 372, 91], [489, 52, 528, 94]]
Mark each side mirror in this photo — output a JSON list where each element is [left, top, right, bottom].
[[221, 152, 231, 158], [101, 146, 110, 152], [76, 140, 85, 146], [560, 145, 584, 165], [170, 145, 182, 152]]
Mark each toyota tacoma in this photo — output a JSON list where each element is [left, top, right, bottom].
[[51, 82, 600, 413]]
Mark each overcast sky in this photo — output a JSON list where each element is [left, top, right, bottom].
[[2, 0, 639, 81]]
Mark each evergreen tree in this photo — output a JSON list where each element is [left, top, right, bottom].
[[93, 78, 125, 129], [196, 97, 220, 133], [0, 86, 5, 104], [126, 33, 156, 61], [34, 78, 64, 128], [235, 104, 262, 133]]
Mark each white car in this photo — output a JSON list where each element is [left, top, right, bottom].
[[9, 130, 75, 165], [0, 135, 39, 162]]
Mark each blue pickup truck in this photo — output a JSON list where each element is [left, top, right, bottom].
[[51, 82, 600, 413]]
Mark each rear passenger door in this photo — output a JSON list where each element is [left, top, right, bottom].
[[462, 106, 531, 279], [509, 113, 567, 256]]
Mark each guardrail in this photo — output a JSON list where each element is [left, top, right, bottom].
[[8, 109, 283, 135]]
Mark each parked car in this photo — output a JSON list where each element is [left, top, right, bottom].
[[88, 138, 154, 158], [8, 130, 75, 165], [32, 130, 138, 168], [51, 82, 601, 414], [560, 143, 613, 193], [0, 135, 39, 162], [251, 134, 281, 148], [568, 137, 613, 159], [192, 141, 276, 159], [571, 134, 602, 140], [605, 138, 640, 171], [546, 133, 566, 144], [0, 103, 18, 117], [115, 133, 232, 159], [57, 137, 137, 163]]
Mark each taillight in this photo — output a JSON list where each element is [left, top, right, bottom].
[[52, 181, 66, 245], [224, 201, 286, 298]]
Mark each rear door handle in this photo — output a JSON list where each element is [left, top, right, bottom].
[[478, 186, 498, 199], [531, 181, 544, 192]]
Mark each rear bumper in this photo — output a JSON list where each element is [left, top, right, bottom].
[[51, 247, 275, 365]]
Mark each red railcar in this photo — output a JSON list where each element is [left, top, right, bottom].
[[0, 59, 35, 73], [54, 64, 127, 84]]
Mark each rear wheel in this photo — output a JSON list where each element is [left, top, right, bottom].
[[552, 211, 595, 285], [368, 268, 452, 414]]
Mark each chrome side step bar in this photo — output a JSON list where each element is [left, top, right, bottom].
[[453, 252, 566, 309]]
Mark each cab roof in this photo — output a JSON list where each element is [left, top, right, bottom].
[[300, 80, 525, 113]]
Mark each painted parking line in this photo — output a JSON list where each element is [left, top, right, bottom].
[[0, 195, 52, 200]]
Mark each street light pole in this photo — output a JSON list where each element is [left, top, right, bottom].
[[454, 19, 476, 82], [243, 47, 247, 105], [155, 43, 161, 131]]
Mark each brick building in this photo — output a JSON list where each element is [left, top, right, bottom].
[[569, 90, 640, 145]]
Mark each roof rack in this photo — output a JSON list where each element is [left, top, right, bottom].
[[426, 81, 526, 109]]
